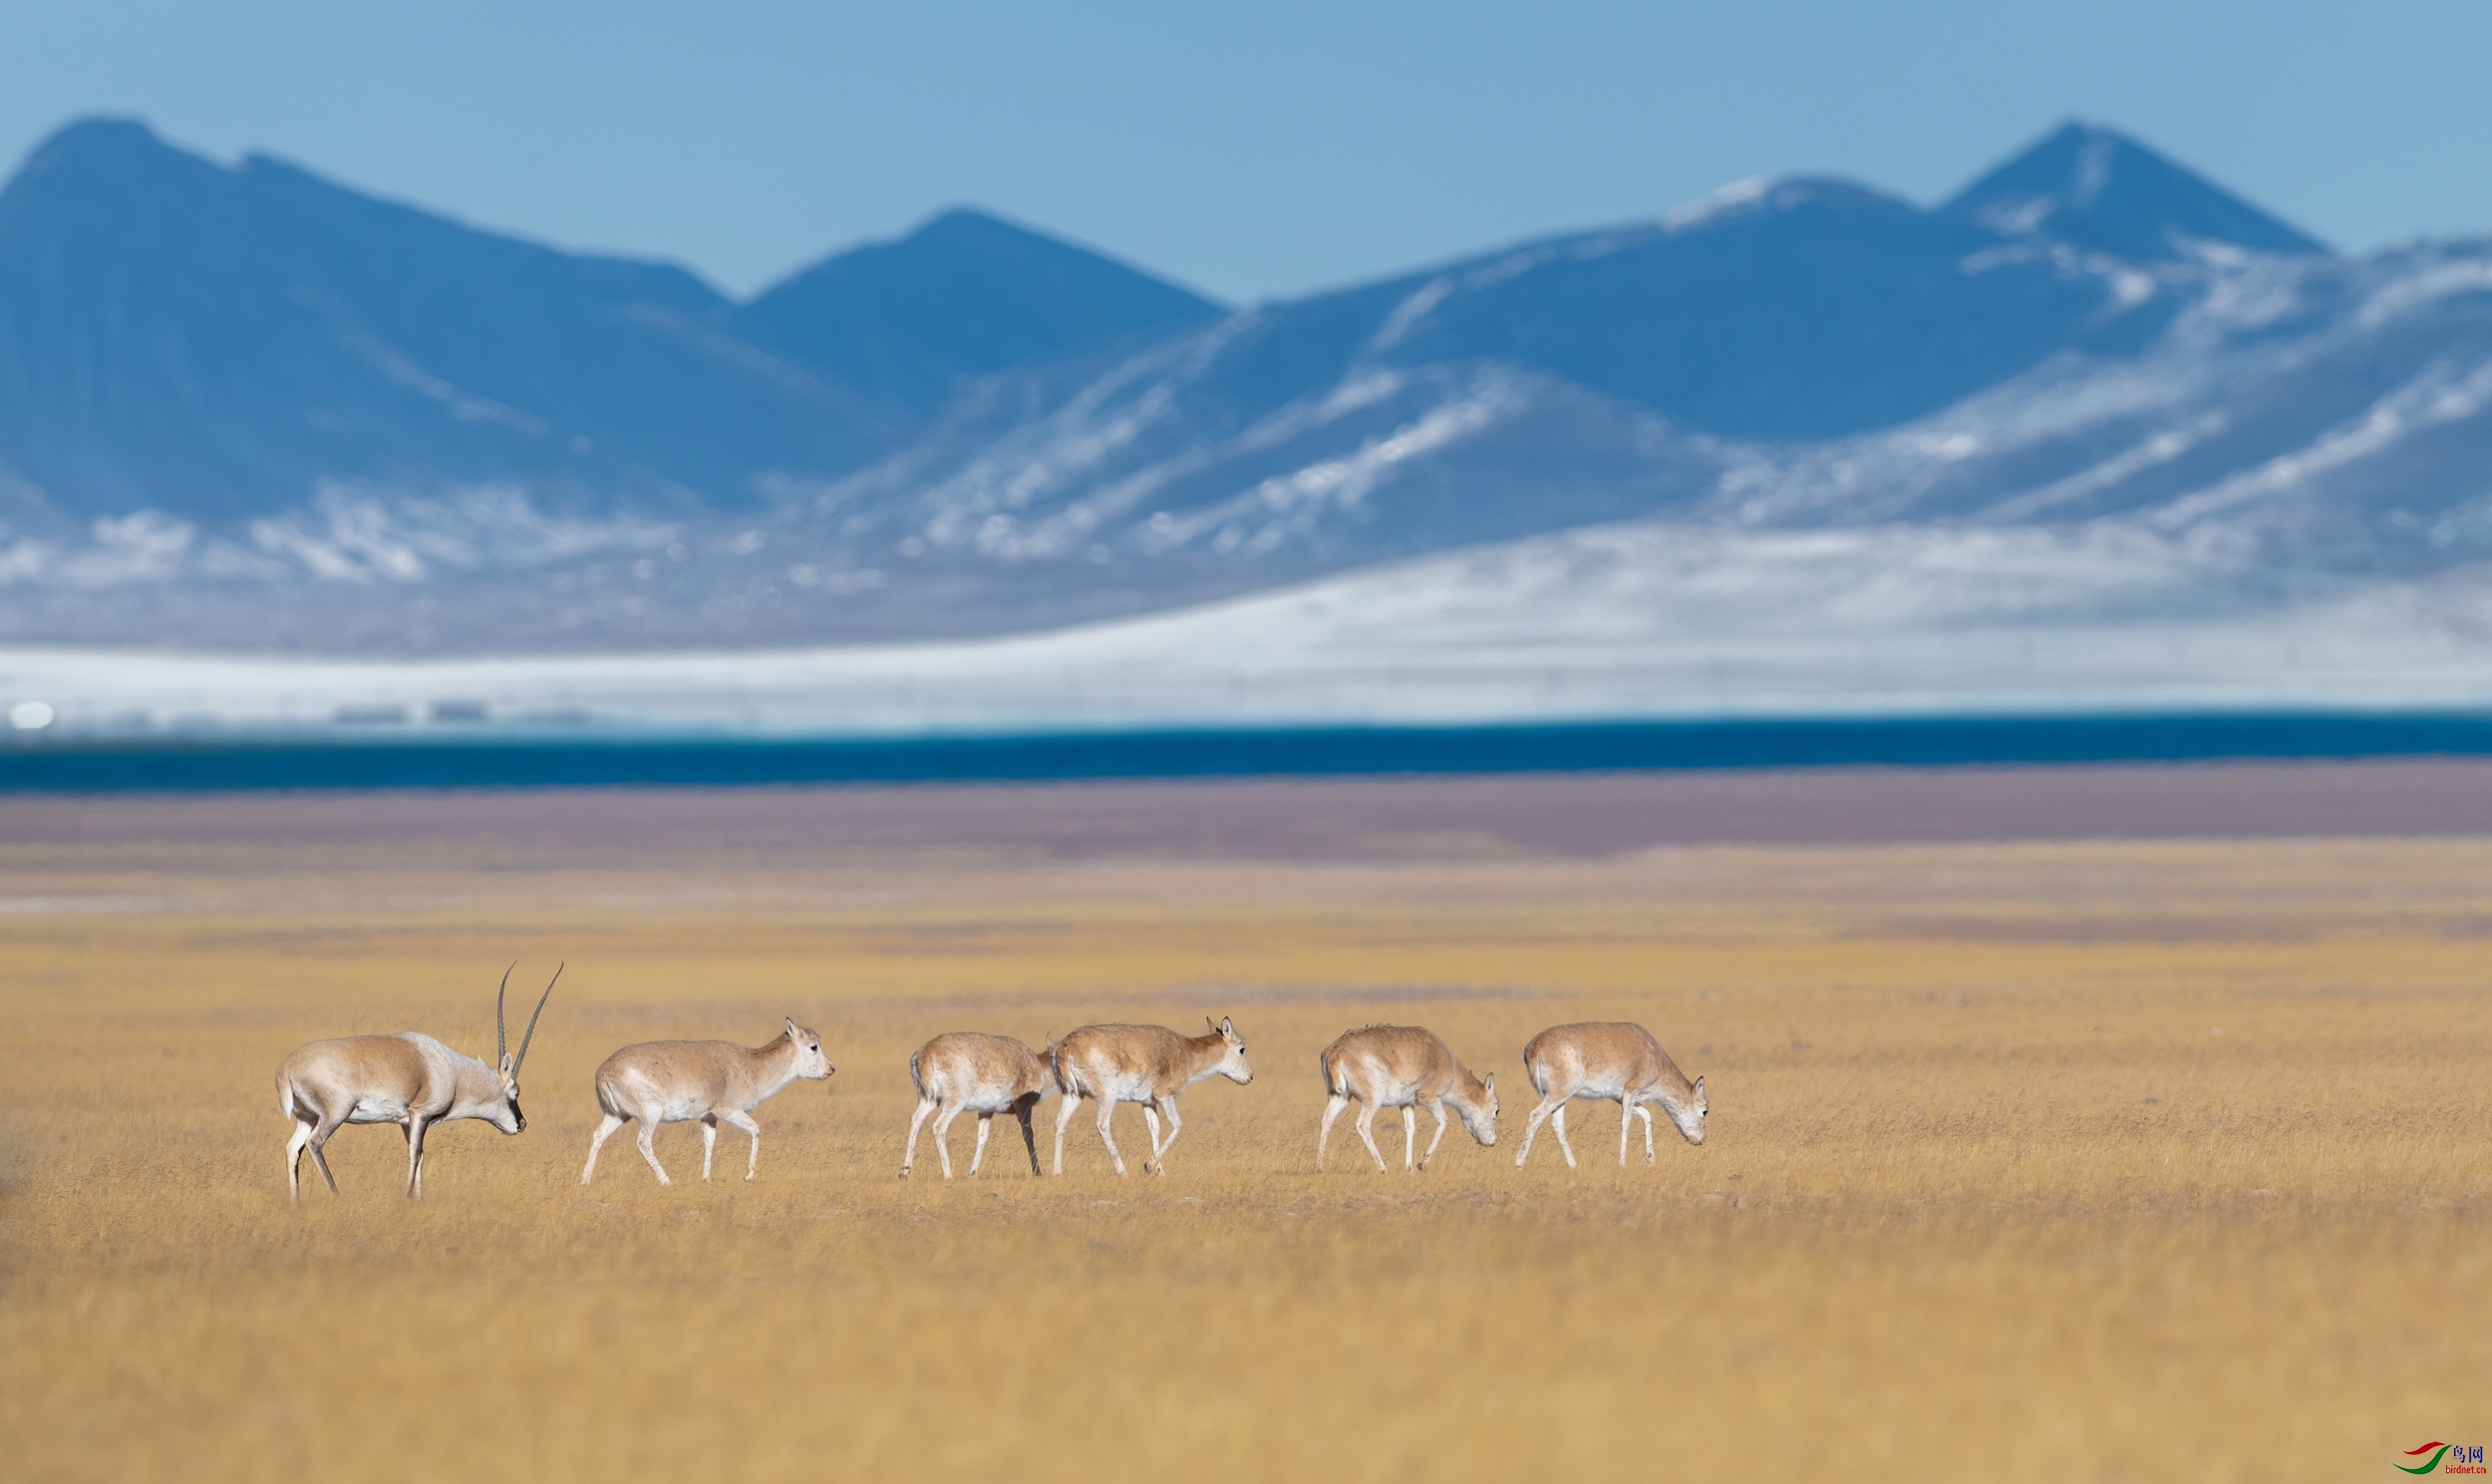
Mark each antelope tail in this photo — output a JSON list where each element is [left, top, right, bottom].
[[1321, 1049, 1348, 1097], [276, 1071, 293, 1120], [907, 1049, 924, 1098]]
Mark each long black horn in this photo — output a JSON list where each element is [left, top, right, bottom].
[[514, 963, 560, 1075], [494, 962, 516, 1065]]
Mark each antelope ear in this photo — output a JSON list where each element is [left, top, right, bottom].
[[1692, 1075, 1706, 1098], [1219, 1017, 1236, 1037], [1483, 1071, 1495, 1092], [499, 1051, 514, 1075], [785, 1018, 799, 1039]]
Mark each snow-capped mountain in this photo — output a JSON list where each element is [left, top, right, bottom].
[[5, 115, 2491, 674]]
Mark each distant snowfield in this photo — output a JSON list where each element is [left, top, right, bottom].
[[5, 520, 2491, 740]]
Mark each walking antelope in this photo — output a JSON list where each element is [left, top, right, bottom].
[[1513, 1021, 1707, 1168], [578, 1020, 834, 1185], [1051, 1018, 1251, 1176], [1316, 1024, 1498, 1172], [900, 1032, 1060, 1179], [275, 964, 558, 1201]]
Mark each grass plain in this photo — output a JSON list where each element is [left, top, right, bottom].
[[3, 774, 2489, 1482]]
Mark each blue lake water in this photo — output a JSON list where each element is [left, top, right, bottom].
[[6, 712, 2492, 792]]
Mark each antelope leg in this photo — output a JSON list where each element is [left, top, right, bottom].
[[286, 1118, 314, 1202], [1318, 1094, 1351, 1170], [933, 1102, 964, 1179], [1093, 1097, 1127, 1176], [1402, 1106, 1417, 1171], [308, 1105, 349, 1194], [404, 1115, 429, 1199], [901, 1097, 937, 1179], [634, 1116, 671, 1185], [1514, 1096, 1562, 1168], [1052, 1091, 1082, 1175], [720, 1109, 764, 1180], [1638, 1104, 1657, 1163], [970, 1113, 992, 1177], [1146, 1097, 1182, 1174], [1421, 1100, 1449, 1170], [581, 1112, 625, 1184], [1619, 1096, 1634, 1167], [700, 1115, 720, 1181], [1015, 1102, 1041, 1176], [1355, 1101, 1388, 1173], [1552, 1103, 1577, 1168]]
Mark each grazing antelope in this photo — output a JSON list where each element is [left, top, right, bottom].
[[1513, 1021, 1707, 1169], [1316, 1024, 1498, 1172], [1051, 1018, 1251, 1176], [578, 1019, 834, 1185], [275, 963, 558, 1201], [900, 1032, 1060, 1179]]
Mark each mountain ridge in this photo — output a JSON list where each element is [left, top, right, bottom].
[[13, 113, 2483, 665]]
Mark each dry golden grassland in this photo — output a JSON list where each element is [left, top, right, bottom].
[[3, 791, 2489, 1482]]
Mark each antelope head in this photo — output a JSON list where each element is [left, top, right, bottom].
[[1205, 1016, 1252, 1084], [1662, 1075, 1708, 1146], [783, 1019, 835, 1082], [1456, 1070, 1500, 1147], [492, 963, 560, 1134]]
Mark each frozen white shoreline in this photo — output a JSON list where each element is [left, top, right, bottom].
[[6, 524, 2492, 740]]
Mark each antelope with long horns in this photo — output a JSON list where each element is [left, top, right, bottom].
[[578, 1020, 834, 1185], [1051, 1018, 1251, 1176], [1512, 1021, 1706, 1169], [1316, 1024, 1498, 1172], [900, 1032, 1060, 1179], [275, 963, 558, 1201]]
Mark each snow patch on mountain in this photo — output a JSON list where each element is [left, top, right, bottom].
[[9, 518, 2490, 740]]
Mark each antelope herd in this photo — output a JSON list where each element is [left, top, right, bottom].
[[273, 970, 1709, 1199]]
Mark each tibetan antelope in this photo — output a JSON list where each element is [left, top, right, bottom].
[[1051, 1018, 1251, 1176], [578, 1019, 834, 1185], [1513, 1021, 1707, 1169], [900, 1032, 1060, 1179], [1316, 1024, 1498, 1172], [275, 963, 558, 1201]]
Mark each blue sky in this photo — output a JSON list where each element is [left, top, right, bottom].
[[3, 1, 2484, 303]]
